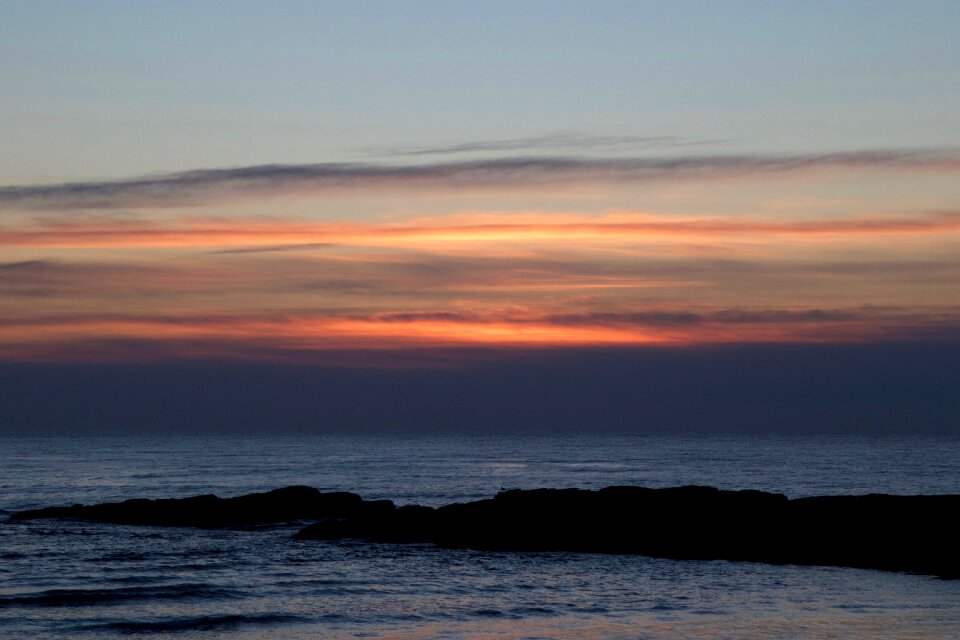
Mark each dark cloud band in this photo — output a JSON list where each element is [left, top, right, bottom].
[[2, 150, 959, 211]]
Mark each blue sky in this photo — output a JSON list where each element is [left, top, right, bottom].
[[3, 1, 959, 180]]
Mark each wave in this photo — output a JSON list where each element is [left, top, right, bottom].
[[80, 613, 306, 633], [508, 606, 558, 616], [0, 583, 240, 608], [85, 551, 150, 563]]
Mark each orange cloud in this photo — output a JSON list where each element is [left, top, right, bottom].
[[3, 306, 955, 363], [2, 210, 959, 250], [4, 205, 959, 364]]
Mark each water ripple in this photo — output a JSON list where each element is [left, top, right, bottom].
[[77, 612, 306, 633], [0, 583, 241, 608]]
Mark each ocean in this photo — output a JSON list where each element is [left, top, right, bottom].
[[1, 433, 959, 639]]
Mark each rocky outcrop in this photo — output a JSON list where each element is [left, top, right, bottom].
[[10, 485, 959, 578], [294, 485, 960, 579], [9, 486, 394, 529]]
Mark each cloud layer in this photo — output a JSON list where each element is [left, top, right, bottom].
[[3, 149, 960, 211], [2, 145, 959, 367], [4, 210, 959, 249]]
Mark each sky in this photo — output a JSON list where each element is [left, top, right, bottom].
[[2, 1, 959, 432]]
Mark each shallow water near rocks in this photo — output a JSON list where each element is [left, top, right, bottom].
[[2, 433, 959, 639]]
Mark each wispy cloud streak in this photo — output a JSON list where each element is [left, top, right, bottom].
[[3, 305, 959, 364], [2, 150, 960, 210], [380, 132, 702, 156], [3, 210, 958, 248], [207, 242, 335, 255]]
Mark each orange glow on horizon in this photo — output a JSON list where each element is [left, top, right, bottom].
[[0, 311, 917, 364], [2, 210, 959, 251], [3, 206, 959, 363]]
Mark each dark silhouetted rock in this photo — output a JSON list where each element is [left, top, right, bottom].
[[294, 485, 960, 578], [11, 485, 959, 578], [9, 486, 395, 529]]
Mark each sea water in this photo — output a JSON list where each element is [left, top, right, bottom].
[[1, 433, 959, 639]]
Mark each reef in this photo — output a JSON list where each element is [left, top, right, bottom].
[[11, 485, 959, 578], [8, 486, 392, 529], [295, 485, 959, 578]]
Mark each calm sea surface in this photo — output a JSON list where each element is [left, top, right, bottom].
[[1, 433, 959, 639]]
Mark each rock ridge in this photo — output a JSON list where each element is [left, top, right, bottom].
[[10, 485, 959, 578]]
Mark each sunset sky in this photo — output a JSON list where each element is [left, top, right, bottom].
[[2, 1, 958, 431]]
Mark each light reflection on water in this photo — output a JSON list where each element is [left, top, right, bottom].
[[1, 433, 959, 638]]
